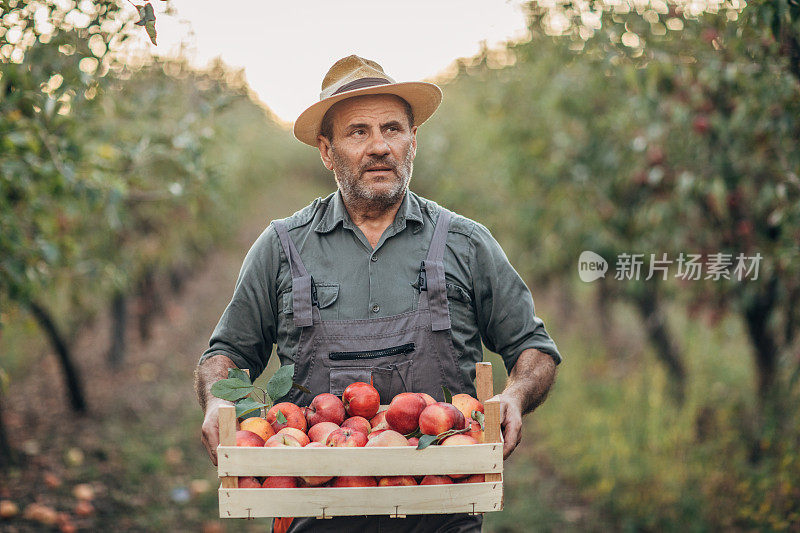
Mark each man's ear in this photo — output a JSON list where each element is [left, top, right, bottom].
[[410, 125, 418, 159], [318, 135, 334, 171]]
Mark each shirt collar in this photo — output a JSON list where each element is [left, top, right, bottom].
[[314, 189, 424, 234]]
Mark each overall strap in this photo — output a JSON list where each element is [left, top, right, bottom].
[[272, 220, 314, 328], [423, 208, 452, 331]]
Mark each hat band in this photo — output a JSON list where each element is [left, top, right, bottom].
[[330, 77, 390, 96]]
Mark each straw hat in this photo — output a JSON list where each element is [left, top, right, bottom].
[[293, 55, 443, 146]]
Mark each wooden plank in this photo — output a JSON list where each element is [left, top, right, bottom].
[[475, 362, 494, 403], [218, 405, 237, 489], [218, 443, 503, 477], [483, 400, 502, 483], [219, 483, 503, 518]]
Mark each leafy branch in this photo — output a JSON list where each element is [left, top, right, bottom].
[[210, 364, 306, 418]]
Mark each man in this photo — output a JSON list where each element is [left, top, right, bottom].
[[195, 55, 561, 533]]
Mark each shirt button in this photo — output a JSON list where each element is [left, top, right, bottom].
[[371, 255, 378, 262], [371, 304, 380, 313]]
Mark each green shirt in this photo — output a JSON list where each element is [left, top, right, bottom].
[[201, 189, 561, 384]]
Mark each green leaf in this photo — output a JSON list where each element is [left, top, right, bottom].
[[416, 434, 437, 450], [266, 364, 295, 401], [275, 409, 287, 425], [235, 397, 267, 418], [472, 410, 485, 431], [291, 383, 311, 394], [228, 367, 251, 384], [210, 377, 253, 402], [144, 20, 157, 45], [442, 385, 453, 404]]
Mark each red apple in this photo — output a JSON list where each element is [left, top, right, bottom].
[[419, 402, 465, 436], [452, 394, 484, 422], [300, 469, 334, 486], [367, 429, 387, 441], [305, 441, 325, 448], [378, 476, 417, 486], [326, 427, 368, 447], [265, 433, 302, 447], [239, 417, 276, 442], [417, 392, 436, 406], [306, 393, 346, 427], [262, 476, 298, 488], [331, 476, 378, 487], [238, 476, 261, 488], [385, 393, 427, 435], [236, 430, 265, 447], [407, 437, 420, 446], [369, 410, 390, 432], [420, 475, 453, 485], [278, 427, 310, 447], [266, 402, 307, 433], [459, 474, 485, 483], [440, 434, 478, 446], [341, 416, 371, 436], [465, 419, 484, 443], [308, 422, 340, 444], [364, 430, 408, 447], [342, 382, 381, 419]]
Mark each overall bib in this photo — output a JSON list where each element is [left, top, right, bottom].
[[271, 208, 482, 533]]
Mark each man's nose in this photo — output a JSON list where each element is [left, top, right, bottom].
[[366, 131, 391, 157]]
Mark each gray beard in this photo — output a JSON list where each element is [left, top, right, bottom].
[[332, 145, 414, 213]]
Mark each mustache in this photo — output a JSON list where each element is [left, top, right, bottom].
[[360, 157, 397, 173]]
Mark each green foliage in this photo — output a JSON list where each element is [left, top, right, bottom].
[[209, 378, 252, 402], [265, 364, 295, 401]]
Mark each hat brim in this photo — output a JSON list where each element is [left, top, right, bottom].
[[293, 81, 442, 146]]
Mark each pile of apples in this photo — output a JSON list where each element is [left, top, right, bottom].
[[233, 382, 486, 488]]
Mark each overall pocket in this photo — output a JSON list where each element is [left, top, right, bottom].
[[327, 344, 415, 404]]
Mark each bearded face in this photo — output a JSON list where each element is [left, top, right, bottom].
[[331, 140, 414, 211]]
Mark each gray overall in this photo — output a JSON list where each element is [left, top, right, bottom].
[[271, 208, 482, 533]]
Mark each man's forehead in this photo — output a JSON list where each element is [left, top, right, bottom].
[[329, 94, 409, 126]]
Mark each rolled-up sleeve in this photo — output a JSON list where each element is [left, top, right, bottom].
[[198, 225, 279, 379], [469, 222, 561, 373]]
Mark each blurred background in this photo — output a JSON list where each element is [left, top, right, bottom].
[[1, 0, 799, 531]]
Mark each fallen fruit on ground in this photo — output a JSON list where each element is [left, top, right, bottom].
[[236, 430, 265, 447], [239, 416, 276, 442], [342, 382, 381, 419], [386, 392, 427, 434]]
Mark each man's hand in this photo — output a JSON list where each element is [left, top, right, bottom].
[[488, 393, 524, 459], [201, 397, 233, 466], [194, 354, 239, 465], [490, 348, 557, 460]]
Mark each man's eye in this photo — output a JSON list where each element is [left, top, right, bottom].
[[351, 129, 366, 137]]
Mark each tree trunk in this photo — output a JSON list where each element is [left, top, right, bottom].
[[27, 301, 87, 413], [136, 268, 162, 342], [742, 275, 780, 404], [632, 285, 687, 405], [107, 292, 127, 368], [0, 393, 15, 469]]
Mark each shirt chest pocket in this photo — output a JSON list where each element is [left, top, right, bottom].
[[282, 282, 340, 321]]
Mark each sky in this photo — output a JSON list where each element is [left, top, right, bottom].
[[142, 0, 530, 123]]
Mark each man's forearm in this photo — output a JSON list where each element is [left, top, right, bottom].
[[502, 348, 557, 414], [194, 354, 238, 412]]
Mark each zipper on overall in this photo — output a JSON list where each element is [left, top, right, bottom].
[[329, 342, 415, 361]]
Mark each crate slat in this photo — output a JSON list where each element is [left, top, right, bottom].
[[219, 482, 503, 518], [218, 443, 502, 477]]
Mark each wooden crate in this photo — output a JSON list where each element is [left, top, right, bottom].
[[217, 361, 503, 519]]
